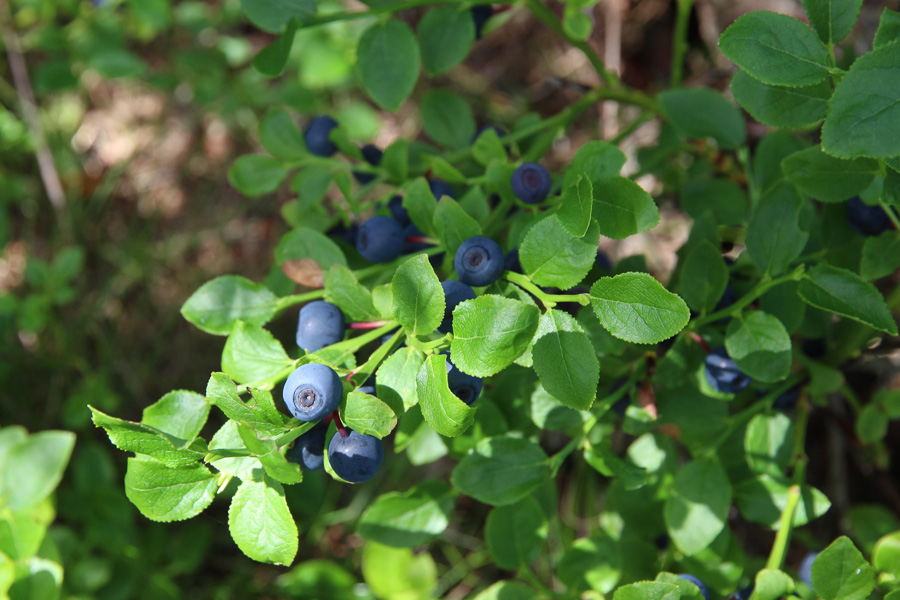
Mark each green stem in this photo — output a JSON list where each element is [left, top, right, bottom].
[[519, 565, 562, 599], [880, 201, 900, 230], [689, 265, 806, 329], [609, 111, 655, 146], [275, 289, 327, 312], [670, 0, 694, 87], [504, 271, 590, 311]]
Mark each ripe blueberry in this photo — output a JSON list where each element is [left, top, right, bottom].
[[511, 162, 552, 204], [327, 429, 384, 483], [504, 248, 522, 273], [388, 195, 411, 227], [595, 250, 613, 271], [802, 337, 827, 358], [799, 551, 818, 587], [438, 280, 476, 334], [728, 585, 753, 600], [356, 216, 404, 263], [715, 284, 738, 312], [677, 574, 711, 600], [473, 125, 506, 142], [704, 347, 751, 394], [353, 144, 383, 185], [328, 222, 359, 246], [296, 301, 346, 352], [303, 116, 339, 157], [429, 179, 455, 200], [285, 421, 329, 471], [282, 363, 343, 422], [846, 197, 896, 236], [773, 386, 800, 411], [454, 235, 504, 287], [471, 4, 493, 39], [443, 352, 482, 405]]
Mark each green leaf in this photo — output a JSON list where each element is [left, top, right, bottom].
[[584, 438, 650, 491], [433, 196, 482, 257], [252, 20, 298, 77], [725, 311, 792, 383], [382, 139, 409, 183], [862, 232, 900, 280], [556, 175, 593, 238], [680, 178, 748, 225], [222, 322, 293, 384], [802, 0, 862, 45], [0, 431, 74, 511], [228, 154, 287, 197], [403, 178, 438, 237], [472, 128, 507, 167], [356, 19, 419, 111], [235, 423, 303, 485], [485, 496, 547, 569], [450, 296, 541, 377], [90, 407, 206, 468], [730, 70, 831, 128], [239, 0, 315, 33], [228, 477, 298, 565], [206, 372, 289, 437], [798, 264, 898, 334], [451, 435, 550, 506], [358, 480, 455, 547], [532, 310, 599, 411], [822, 42, 900, 158], [750, 569, 795, 600], [855, 403, 887, 444], [874, 8, 900, 48], [660, 87, 746, 149], [664, 457, 731, 555], [562, 141, 627, 188], [745, 182, 808, 276], [557, 535, 622, 594], [418, 5, 475, 75], [810, 536, 874, 600], [391, 254, 444, 336], [420, 89, 476, 149], [124, 458, 217, 522], [207, 421, 264, 481], [274, 227, 348, 272], [473, 582, 538, 600], [590, 273, 690, 344], [181, 275, 279, 335], [361, 542, 437, 599], [325, 265, 380, 322], [718, 12, 831, 87], [734, 475, 831, 529], [520, 217, 601, 289], [753, 131, 809, 192], [416, 354, 477, 437], [340, 391, 397, 439], [613, 582, 681, 600], [592, 177, 660, 239], [782, 146, 879, 202], [677, 240, 728, 313], [142, 390, 211, 441], [745, 413, 795, 476], [377, 347, 426, 413], [258, 109, 305, 159], [873, 531, 900, 574]]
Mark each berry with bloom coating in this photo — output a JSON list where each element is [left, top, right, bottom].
[[677, 574, 711, 600], [443, 352, 482, 405], [356, 216, 404, 263], [429, 179, 455, 200], [296, 301, 345, 352], [353, 144, 383, 185], [304, 116, 339, 157], [454, 235, 504, 287], [511, 162, 552, 204], [847, 197, 896, 236], [704, 347, 751, 394], [282, 363, 343, 422], [438, 281, 476, 334], [285, 422, 329, 471], [328, 430, 384, 483], [388, 195, 410, 227], [799, 551, 818, 587]]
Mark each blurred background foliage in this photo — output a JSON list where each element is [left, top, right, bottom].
[[2, 0, 899, 599]]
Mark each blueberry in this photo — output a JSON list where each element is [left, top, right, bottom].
[[327, 429, 384, 483], [356, 216, 404, 263], [282, 363, 343, 422], [388, 195, 411, 227], [304, 116, 339, 157], [353, 144, 383, 185], [511, 162, 552, 204], [473, 125, 506, 142], [653, 533, 669, 550], [704, 347, 751, 394], [847, 197, 895, 236], [454, 235, 504, 287], [715, 284, 737, 312], [772, 386, 800, 411], [286, 422, 329, 471], [595, 250, 613, 271], [403, 223, 431, 253], [728, 585, 754, 600], [471, 4, 493, 39], [296, 301, 346, 352], [443, 352, 482, 405], [328, 222, 359, 246], [802, 337, 826, 358], [677, 574, 711, 600], [439, 281, 476, 334], [358, 375, 376, 396], [799, 551, 818, 587], [429, 179, 455, 200], [504, 248, 522, 273]]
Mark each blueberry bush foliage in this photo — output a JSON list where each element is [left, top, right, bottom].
[[87, 0, 900, 598]]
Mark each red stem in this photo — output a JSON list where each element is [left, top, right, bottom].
[[349, 320, 389, 330], [405, 236, 432, 244], [332, 411, 349, 439], [322, 414, 334, 425], [690, 332, 711, 354]]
